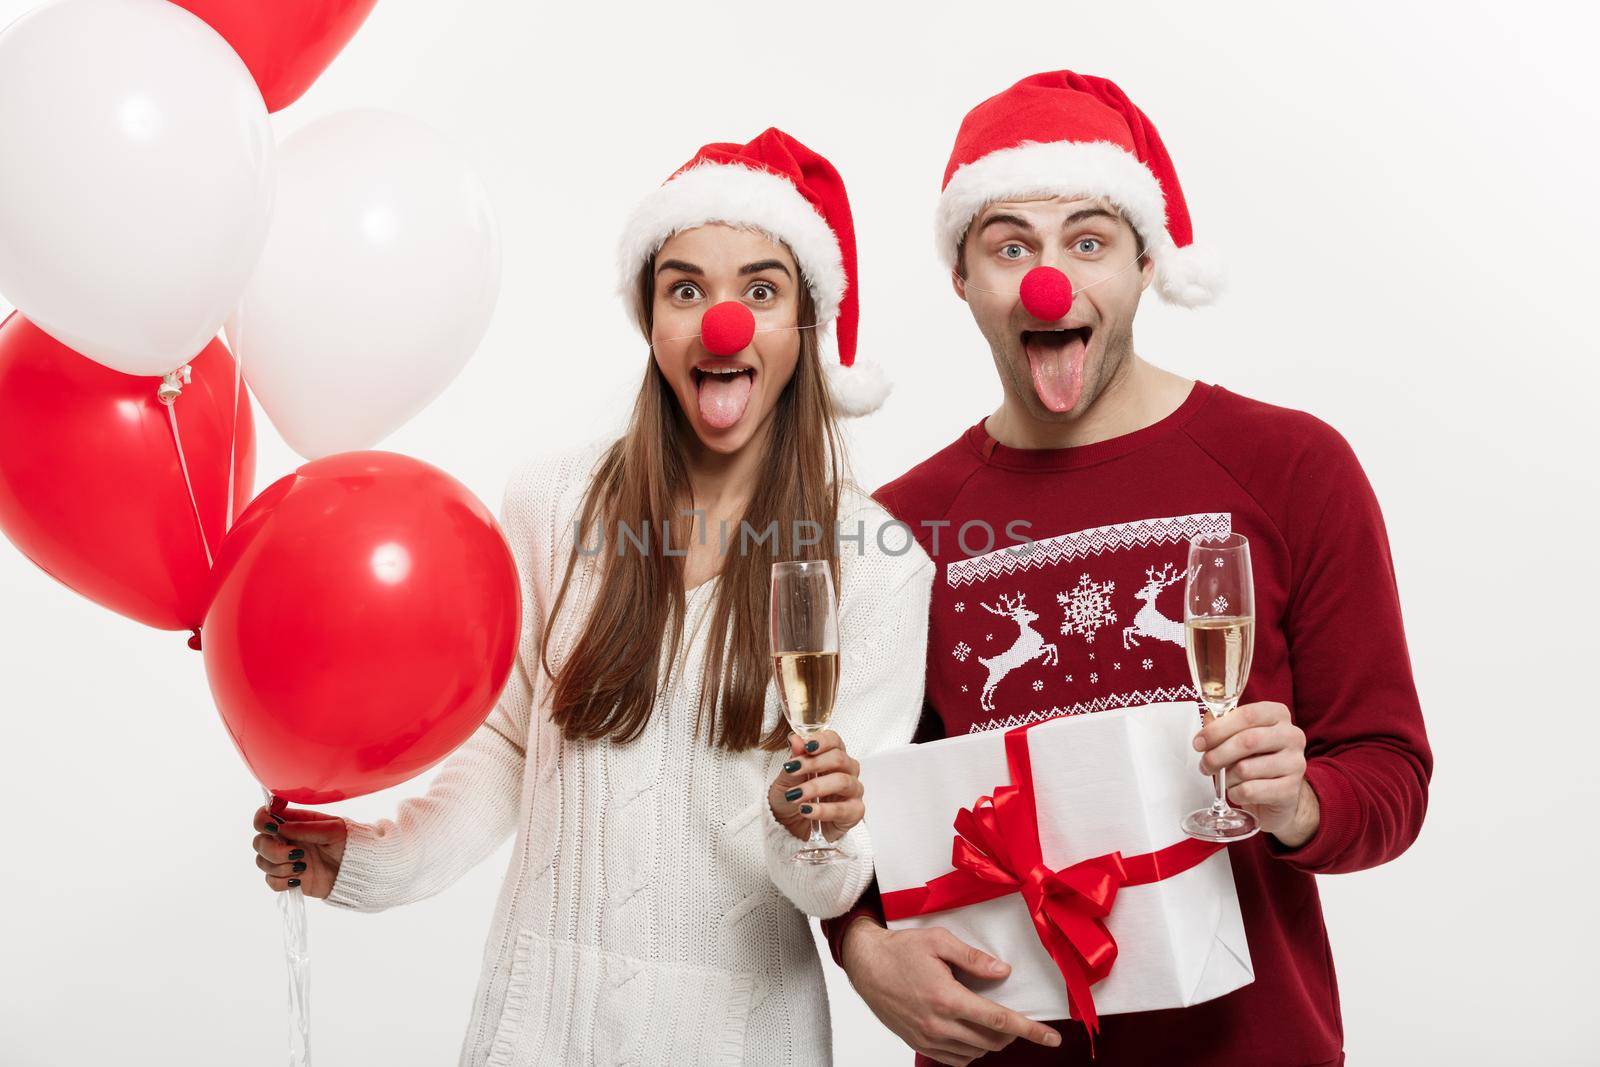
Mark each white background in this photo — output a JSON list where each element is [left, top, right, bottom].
[[1, 1, 1595, 1063]]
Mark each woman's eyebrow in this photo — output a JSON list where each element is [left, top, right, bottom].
[[739, 259, 791, 278], [656, 258, 702, 275]]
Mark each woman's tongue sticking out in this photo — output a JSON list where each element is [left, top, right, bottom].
[[698, 367, 754, 429]]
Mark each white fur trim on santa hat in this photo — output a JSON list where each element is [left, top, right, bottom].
[[617, 161, 847, 327], [824, 356, 890, 418], [1151, 238, 1225, 308], [934, 139, 1222, 307]]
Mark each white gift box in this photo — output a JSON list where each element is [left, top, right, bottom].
[[859, 701, 1254, 1021]]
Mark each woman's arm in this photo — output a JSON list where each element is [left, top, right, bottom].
[[322, 649, 535, 913], [762, 537, 935, 917], [322, 460, 559, 913]]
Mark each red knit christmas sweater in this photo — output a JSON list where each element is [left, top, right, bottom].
[[824, 382, 1432, 1066]]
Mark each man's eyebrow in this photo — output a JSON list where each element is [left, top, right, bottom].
[[656, 258, 702, 276], [1061, 207, 1124, 230], [978, 212, 1037, 235], [739, 259, 792, 278]]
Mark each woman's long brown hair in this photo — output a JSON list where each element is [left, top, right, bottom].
[[540, 247, 843, 751]]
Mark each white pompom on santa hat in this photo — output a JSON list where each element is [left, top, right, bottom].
[[936, 70, 1223, 308], [617, 128, 889, 418]]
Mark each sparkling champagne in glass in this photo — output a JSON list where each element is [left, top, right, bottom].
[[770, 560, 844, 865], [1181, 532, 1261, 842]]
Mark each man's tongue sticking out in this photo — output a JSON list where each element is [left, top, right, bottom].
[[697, 371, 753, 430], [1024, 330, 1087, 413]]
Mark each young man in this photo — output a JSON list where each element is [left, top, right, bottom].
[[824, 71, 1433, 1066]]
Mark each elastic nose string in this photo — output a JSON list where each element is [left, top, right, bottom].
[[647, 319, 821, 354], [963, 252, 1146, 313]]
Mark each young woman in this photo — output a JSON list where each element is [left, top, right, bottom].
[[248, 128, 933, 1066]]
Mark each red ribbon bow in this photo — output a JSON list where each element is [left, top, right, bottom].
[[881, 720, 1226, 1048]]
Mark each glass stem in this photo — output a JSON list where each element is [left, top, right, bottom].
[[1210, 703, 1233, 815], [1211, 765, 1230, 815], [806, 770, 827, 849]]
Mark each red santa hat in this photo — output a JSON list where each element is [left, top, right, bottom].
[[936, 70, 1223, 307], [617, 127, 889, 417]]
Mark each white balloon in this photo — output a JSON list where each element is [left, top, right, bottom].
[[226, 109, 500, 460], [0, 0, 274, 376]]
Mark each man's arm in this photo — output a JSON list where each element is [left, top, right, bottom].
[[822, 880, 885, 966], [1261, 426, 1433, 873], [821, 699, 946, 963], [818, 701, 1062, 1065]]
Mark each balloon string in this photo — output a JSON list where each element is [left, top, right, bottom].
[[263, 787, 312, 1067], [225, 336, 242, 536], [161, 375, 214, 570]]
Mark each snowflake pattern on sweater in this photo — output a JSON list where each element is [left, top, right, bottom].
[[949, 512, 1225, 731]]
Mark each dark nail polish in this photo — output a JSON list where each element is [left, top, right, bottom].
[[292, 861, 307, 873], [783, 760, 801, 773], [805, 740, 819, 752], [263, 822, 279, 834], [287, 878, 301, 888], [784, 787, 803, 802], [800, 805, 814, 815], [287, 849, 305, 861]]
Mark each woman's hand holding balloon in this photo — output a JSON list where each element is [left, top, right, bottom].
[[252, 806, 348, 899]]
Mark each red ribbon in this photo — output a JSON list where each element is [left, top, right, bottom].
[[880, 719, 1226, 1049]]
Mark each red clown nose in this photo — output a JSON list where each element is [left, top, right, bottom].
[[700, 301, 757, 356], [1018, 266, 1074, 322]]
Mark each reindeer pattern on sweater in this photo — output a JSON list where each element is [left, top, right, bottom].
[[945, 512, 1229, 731]]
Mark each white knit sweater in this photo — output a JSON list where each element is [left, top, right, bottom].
[[324, 442, 934, 1066]]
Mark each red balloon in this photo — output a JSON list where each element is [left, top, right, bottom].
[[169, 0, 379, 113], [0, 312, 254, 631], [202, 451, 521, 803]]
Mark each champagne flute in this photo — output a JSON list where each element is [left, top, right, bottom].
[[1181, 532, 1261, 842], [770, 559, 844, 865]]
